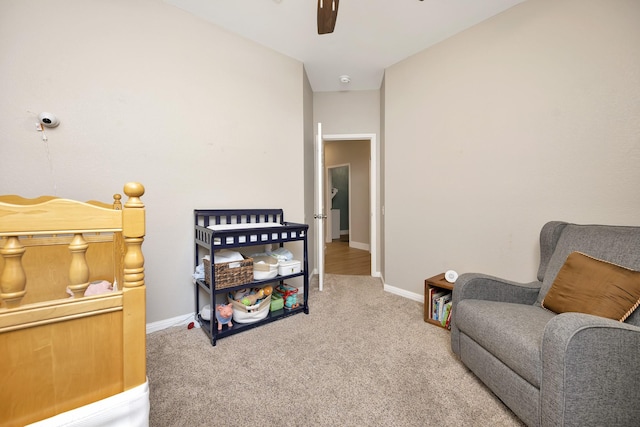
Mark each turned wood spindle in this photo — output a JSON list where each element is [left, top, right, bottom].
[[0, 236, 27, 308], [68, 233, 90, 298], [124, 237, 145, 288]]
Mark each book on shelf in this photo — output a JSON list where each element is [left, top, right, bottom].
[[430, 290, 452, 321], [444, 305, 453, 329], [436, 293, 452, 322], [427, 287, 441, 320], [441, 301, 452, 327], [430, 289, 448, 321]]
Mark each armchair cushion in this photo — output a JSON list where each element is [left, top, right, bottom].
[[542, 251, 640, 321], [456, 299, 556, 388]]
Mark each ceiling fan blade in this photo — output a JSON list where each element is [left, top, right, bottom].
[[317, 0, 339, 35]]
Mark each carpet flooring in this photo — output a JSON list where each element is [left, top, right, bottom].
[[147, 274, 524, 426]]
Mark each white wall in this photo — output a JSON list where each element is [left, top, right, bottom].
[[0, 0, 305, 323], [379, 78, 386, 281], [384, 0, 640, 295], [314, 91, 381, 136], [303, 68, 316, 280]]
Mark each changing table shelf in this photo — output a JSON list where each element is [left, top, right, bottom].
[[194, 209, 309, 346], [196, 305, 305, 340]]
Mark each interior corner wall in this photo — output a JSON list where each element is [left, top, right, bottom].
[[384, 0, 640, 296], [379, 77, 386, 282], [303, 67, 316, 275], [0, 0, 305, 323]]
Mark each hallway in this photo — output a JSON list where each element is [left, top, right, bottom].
[[325, 236, 371, 276]]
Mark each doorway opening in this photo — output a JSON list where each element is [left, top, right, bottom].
[[321, 133, 377, 277], [324, 162, 370, 275]]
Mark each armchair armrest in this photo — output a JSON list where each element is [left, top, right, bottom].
[[541, 313, 640, 427], [450, 273, 541, 355], [452, 273, 541, 307]]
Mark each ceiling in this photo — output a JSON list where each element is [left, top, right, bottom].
[[164, 0, 526, 92]]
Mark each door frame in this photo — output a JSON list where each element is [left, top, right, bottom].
[[321, 133, 377, 277]]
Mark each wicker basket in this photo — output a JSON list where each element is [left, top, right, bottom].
[[203, 256, 253, 289]]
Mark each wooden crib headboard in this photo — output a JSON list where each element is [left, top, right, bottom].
[[0, 182, 146, 426]]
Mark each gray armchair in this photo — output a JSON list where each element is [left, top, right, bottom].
[[450, 221, 640, 427]]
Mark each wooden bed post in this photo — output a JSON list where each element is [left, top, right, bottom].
[[121, 182, 147, 389], [113, 193, 122, 210], [0, 236, 27, 308]]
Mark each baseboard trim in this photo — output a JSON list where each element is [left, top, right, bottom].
[[383, 283, 423, 303], [146, 312, 196, 334], [350, 241, 370, 251]]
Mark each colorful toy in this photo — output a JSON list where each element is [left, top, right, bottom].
[[215, 303, 233, 330], [285, 294, 299, 309], [231, 286, 273, 307], [275, 284, 300, 309], [241, 294, 260, 306], [235, 286, 272, 306]]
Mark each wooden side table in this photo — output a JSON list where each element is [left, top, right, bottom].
[[424, 273, 454, 329]]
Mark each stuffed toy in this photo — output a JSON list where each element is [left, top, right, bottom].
[[67, 280, 113, 297], [85, 280, 113, 296], [215, 303, 233, 330]]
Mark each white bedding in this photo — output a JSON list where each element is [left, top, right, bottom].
[[27, 380, 150, 427]]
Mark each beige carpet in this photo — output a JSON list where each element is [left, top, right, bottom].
[[147, 274, 524, 426]]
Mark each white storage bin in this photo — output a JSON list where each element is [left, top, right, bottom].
[[252, 255, 279, 280], [229, 297, 270, 324], [278, 260, 301, 276], [227, 291, 271, 324]]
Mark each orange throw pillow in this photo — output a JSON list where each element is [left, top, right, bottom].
[[542, 252, 640, 321]]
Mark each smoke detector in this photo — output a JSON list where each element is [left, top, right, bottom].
[[339, 75, 351, 84]]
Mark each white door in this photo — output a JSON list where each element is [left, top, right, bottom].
[[315, 123, 325, 291]]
